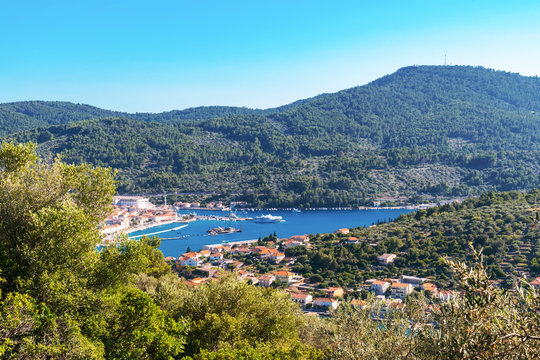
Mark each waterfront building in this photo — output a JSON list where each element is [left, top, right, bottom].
[[114, 196, 150, 210]]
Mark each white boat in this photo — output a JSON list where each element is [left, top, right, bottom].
[[253, 214, 284, 223]]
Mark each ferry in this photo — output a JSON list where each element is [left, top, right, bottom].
[[253, 214, 284, 223]]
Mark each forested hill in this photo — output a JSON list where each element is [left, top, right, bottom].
[[268, 65, 540, 151], [0, 95, 324, 136], [0, 101, 123, 136], [5, 66, 540, 206]]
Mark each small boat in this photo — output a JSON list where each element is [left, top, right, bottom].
[[253, 214, 284, 223], [292, 208, 301, 213]]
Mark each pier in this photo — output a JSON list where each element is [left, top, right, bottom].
[[128, 224, 189, 239]]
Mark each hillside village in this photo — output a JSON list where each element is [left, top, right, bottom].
[[168, 232, 468, 315]]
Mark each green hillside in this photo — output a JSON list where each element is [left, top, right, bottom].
[[5, 66, 540, 206], [287, 190, 540, 288], [0, 95, 323, 136]]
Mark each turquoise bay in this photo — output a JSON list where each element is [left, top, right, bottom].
[[128, 209, 414, 257]]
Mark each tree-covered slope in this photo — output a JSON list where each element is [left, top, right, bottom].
[[0, 95, 323, 136], [4, 66, 540, 205], [0, 101, 125, 136], [270, 65, 540, 151], [288, 190, 540, 288]]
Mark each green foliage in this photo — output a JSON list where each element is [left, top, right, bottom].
[[293, 190, 540, 287], [0, 142, 188, 359], [0, 292, 103, 359], [186, 341, 322, 360], [94, 237, 170, 289], [1, 137, 540, 358], [0, 99, 314, 137], [0, 141, 38, 172], [102, 287, 186, 360], [167, 275, 308, 356], [417, 251, 540, 359], [0, 141, 115, 304]]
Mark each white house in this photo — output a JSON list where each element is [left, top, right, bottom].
[[209, 252, 223, 261], [377, 253, 397, 265], [313, 298, 338, 310], [436, 289, 456, 302], [179, 256, 202, 267], [291, 293, 313, 305], [258, 275, 275, 287], [269, 252, 285, 264], [345, 237, 359, 244], [390, 283, 413, 299], [371, 280, 390, 295]]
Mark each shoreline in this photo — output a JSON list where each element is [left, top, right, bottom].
[[201, 205, 432, 212]]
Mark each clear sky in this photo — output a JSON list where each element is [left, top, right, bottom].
[[1, 1, 540, 112]]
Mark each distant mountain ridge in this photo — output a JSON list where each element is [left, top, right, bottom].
[[0, 94, 326, 136], [4, 65, 540, 206]]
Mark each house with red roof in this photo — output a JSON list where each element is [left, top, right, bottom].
[[269, 252, 285, 264], [178, 256, 202, 267], [313, 298, 338, 310], [275, 270, 294, 284], [391, 283, 413, 299], [291, 293, 313, 305], [209, 252, 223, 261]]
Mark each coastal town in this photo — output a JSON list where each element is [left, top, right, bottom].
[[99, 197, 252, 244], [96, 195, 540, 318]]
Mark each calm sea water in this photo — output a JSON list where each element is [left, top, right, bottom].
[[127, 209, 414, 258]]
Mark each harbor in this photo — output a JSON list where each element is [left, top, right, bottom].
[[129, 208, 415, 257], [99, 196, 456, 254]]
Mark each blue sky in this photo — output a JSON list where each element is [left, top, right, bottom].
[[1, 1, 540, 112]]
